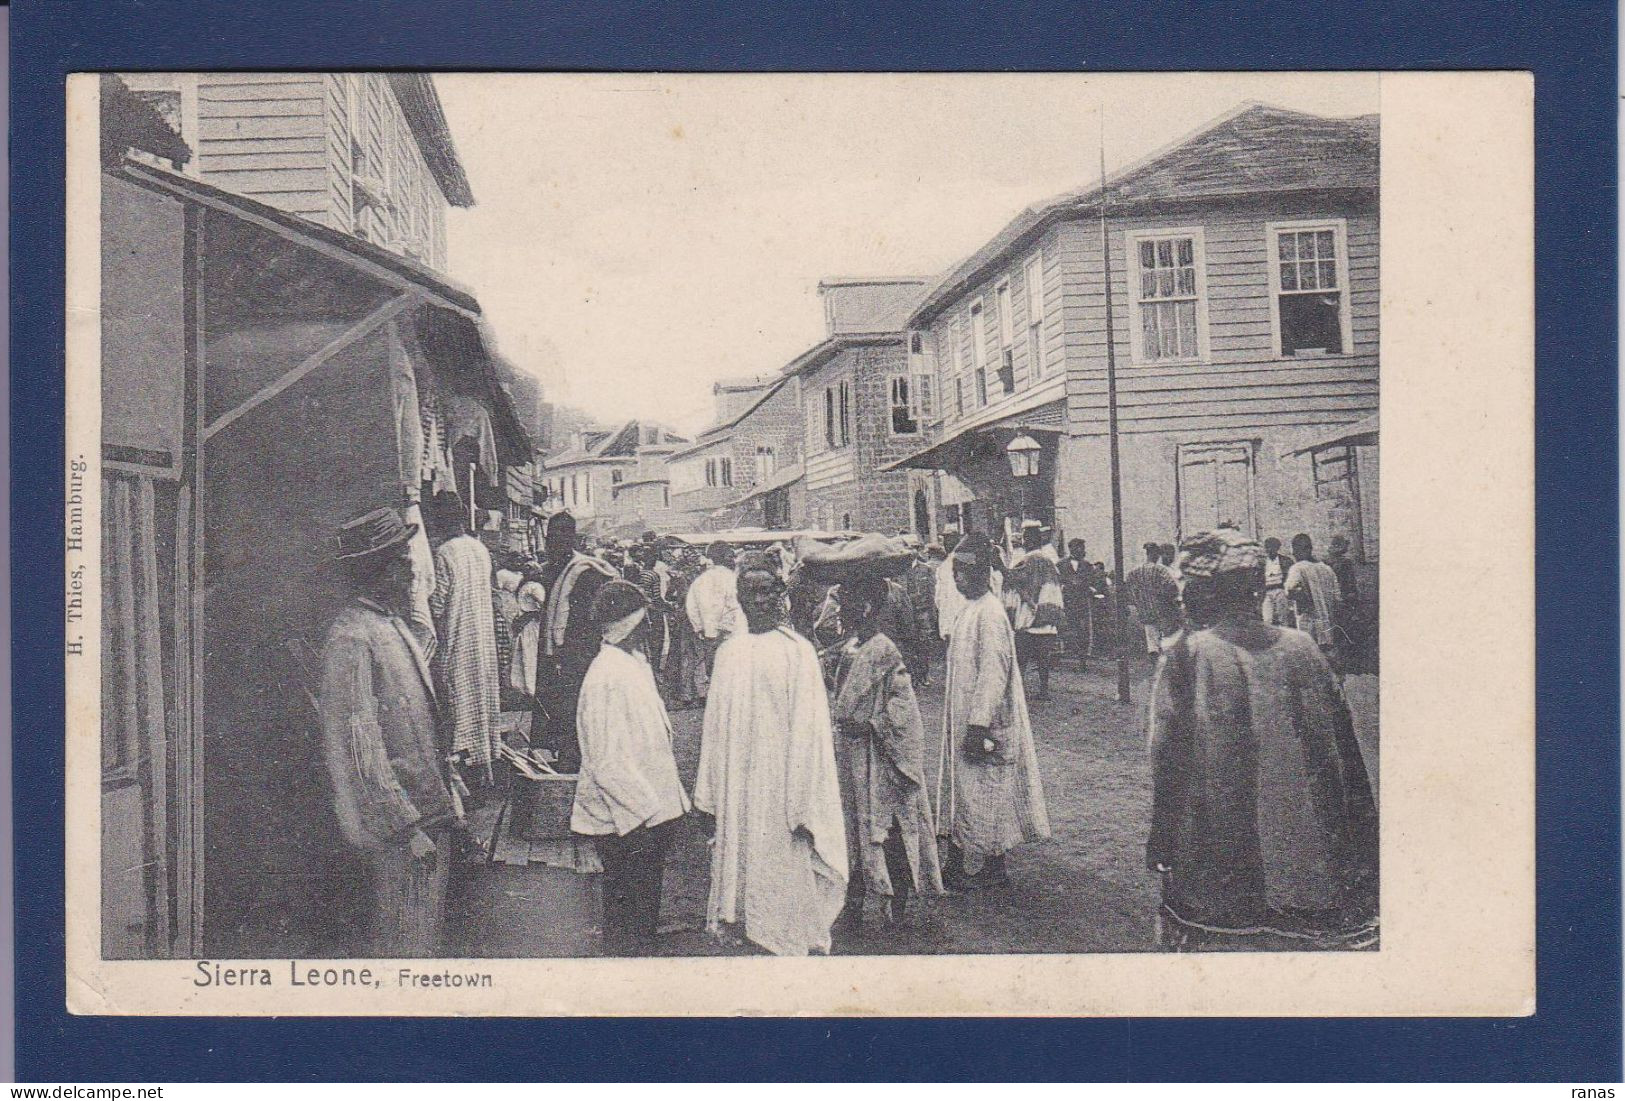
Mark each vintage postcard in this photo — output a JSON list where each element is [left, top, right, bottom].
[[65, 70, 1533, 1016]]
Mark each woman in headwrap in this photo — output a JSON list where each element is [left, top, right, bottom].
[[830, 574, 945, 937], [1148, 528, 1378, 950]]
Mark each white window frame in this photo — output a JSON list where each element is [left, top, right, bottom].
[[806, 391, 825, 457], [969, 298, 988, 405], [996, 279, 1016, 394], [1125, 226, 1211, 366], [996, 281, 1014, 350], [1024, 252, 1046, 378], [837, 380, 852, 448], [1265, 218, 1355, 359]]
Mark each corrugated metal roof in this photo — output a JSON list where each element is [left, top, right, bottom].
[[883, 398, 1066, 472], [736, 461, 806, 504]]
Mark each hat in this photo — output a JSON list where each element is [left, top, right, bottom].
[[952, 532, 998, 570], [590, 579, 648, 639], [736, 548, 775, 572], [546, 511, 577, 544], [335, 507, 417, 562], [1176, 528, 1264, 579]]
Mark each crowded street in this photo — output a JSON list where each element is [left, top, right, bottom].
[[451, 651, 1379, 957], [96, 74, 1383, 967], [657, 662, 1163, 956]]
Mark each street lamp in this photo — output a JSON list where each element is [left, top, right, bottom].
[[1005, 432, 1042, 478], [1006, 431, 1042, 534]]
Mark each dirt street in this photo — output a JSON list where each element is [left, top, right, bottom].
[[652, 654, 1167, 956]]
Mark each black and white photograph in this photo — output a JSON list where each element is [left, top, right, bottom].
[[68, 68, 1542, 1020], [89, 69, 1384, 968]]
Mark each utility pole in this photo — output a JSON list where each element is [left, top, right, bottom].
[[1099, 111, 1132, 705]]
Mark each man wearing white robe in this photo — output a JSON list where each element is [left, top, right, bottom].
[[685, 541, 743, 676], [936, 532, 1002, 643], [694, 552, 848, 955], [936, 533, 1051, 889]]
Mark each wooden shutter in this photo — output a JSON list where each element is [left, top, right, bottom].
[[1176, 443, 1255, 539]]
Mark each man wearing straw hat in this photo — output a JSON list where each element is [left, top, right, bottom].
[[319, 507, 458, 957]]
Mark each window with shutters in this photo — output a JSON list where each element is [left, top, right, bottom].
[[995, 281, 1015, 393], [1268, 219, 1353, 357], [1127, 228, 1209, 365], [1024, 253, 1046, 377], [948, 316, 966, 420], [908, 331, 940, 426], [1175, 442, 1255, 539], [806, 391, 825, 456], [889, 376, 919, 436], [969, 299, 989, 406], [704, 457, 733, 487]]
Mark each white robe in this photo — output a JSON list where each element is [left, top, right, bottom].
[[937, 592, 1051, 861], [695, 626, 848, 955], [937, 556, 1003, 641]]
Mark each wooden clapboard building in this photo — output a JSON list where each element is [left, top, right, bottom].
[[892, 103, 1379, 569], [97, 77, 529, 959], [116, 71, 470, 269]]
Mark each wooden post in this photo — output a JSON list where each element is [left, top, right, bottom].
[[181, 201, 207, 952], [1099, 115, 1132, 705]]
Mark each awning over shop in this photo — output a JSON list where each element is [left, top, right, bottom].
[[1285, 413, 1379, 456], [116, 159, 530, 465], [882, 398, 1065, 472], [735, 461, 805, 505]]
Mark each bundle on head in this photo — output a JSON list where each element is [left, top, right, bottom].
[[797, 533, 913, 585]]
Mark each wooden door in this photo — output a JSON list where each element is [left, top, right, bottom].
[[1176, 442, 1255, 539]]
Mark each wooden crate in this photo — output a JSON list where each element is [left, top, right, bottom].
[[507, 772, 578, 842]]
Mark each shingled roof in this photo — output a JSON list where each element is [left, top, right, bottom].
[[911, 102, 1378, 326]]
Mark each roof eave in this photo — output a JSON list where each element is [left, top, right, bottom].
[[386, 73, 475, 208], [909, 182, 1377, 328], [779, 332, 905, 379]]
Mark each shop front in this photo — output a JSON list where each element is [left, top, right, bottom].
[[101, 156, 528, 958], [886, 401, 1065, 554]]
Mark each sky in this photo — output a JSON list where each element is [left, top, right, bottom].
[[435, 73, 1380, 436]]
